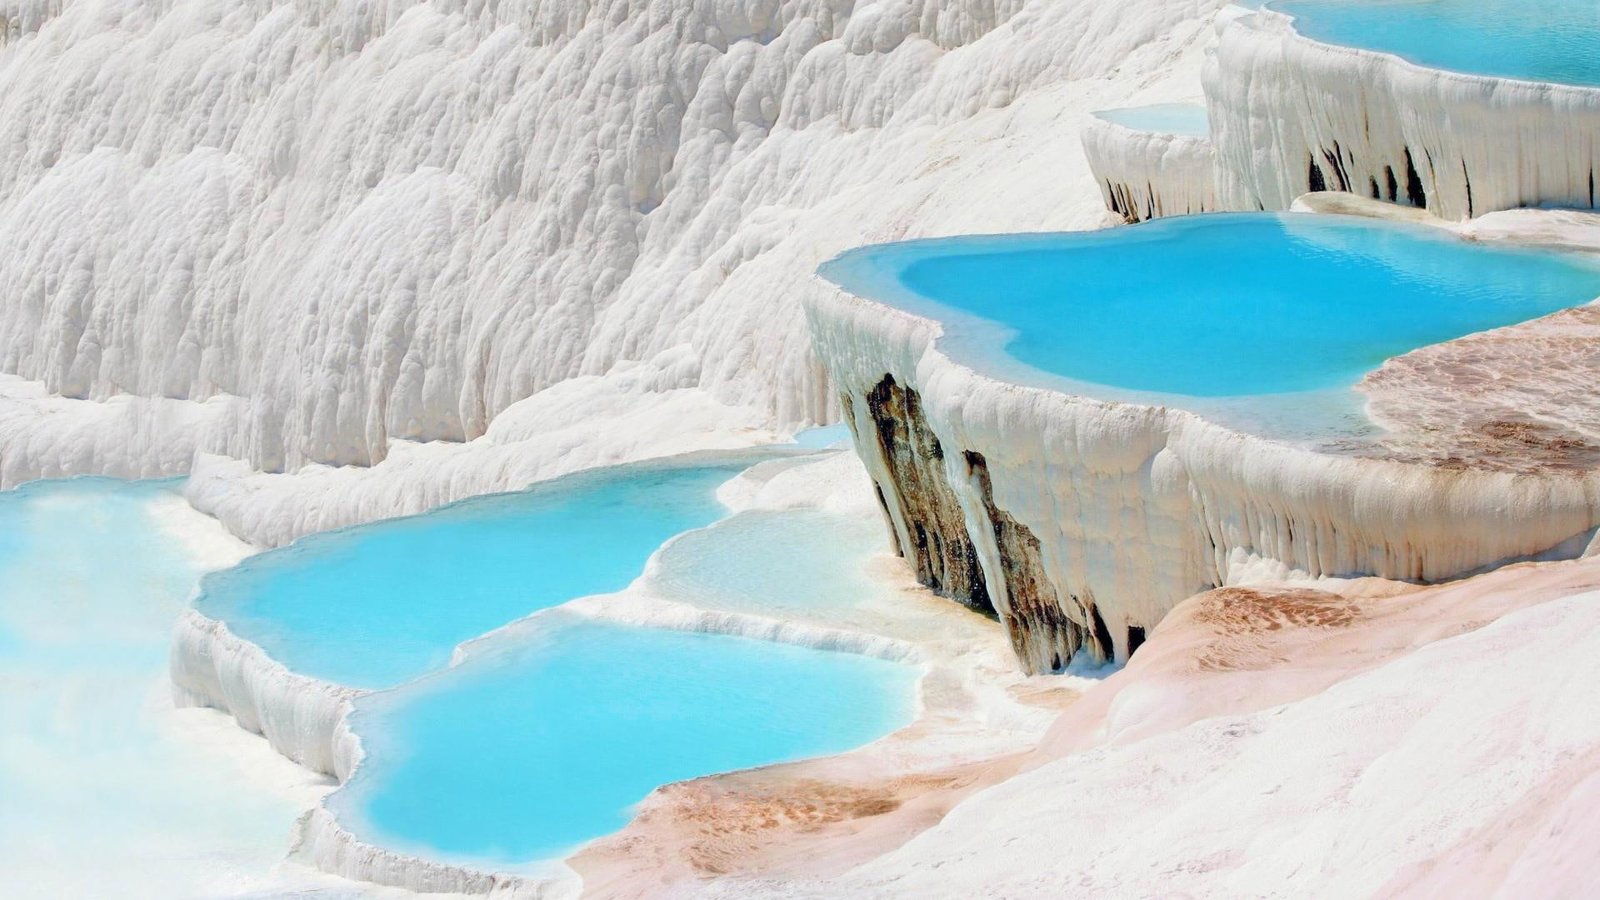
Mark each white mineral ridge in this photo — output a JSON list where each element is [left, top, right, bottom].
[[0, 0, 1225, 544]]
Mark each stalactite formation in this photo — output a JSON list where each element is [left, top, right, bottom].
[[1082, 115, 1216, 223], [1207, 9, 1600, 220]]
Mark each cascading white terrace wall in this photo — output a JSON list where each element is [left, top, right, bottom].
[[1080, 115, 1216, 222], [1206, 9, 1600, 221], [170, 607, 360, 777], [0, 0, 1224, 491], [810, 278, 1600, 673]]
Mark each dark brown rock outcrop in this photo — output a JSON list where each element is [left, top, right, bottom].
[[859, 375, 994, 615]]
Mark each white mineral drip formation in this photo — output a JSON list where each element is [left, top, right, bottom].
[[1206, 9, 1600, 220], [1080, 114, 1216, 222]]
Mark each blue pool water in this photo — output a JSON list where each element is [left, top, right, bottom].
[[819, 213, 1600, 401], [1273, 0, 1600, 87], [333, 617, 918, 865], [195, 460, 750, 690], [1094, 103, 1209, 138], [0, 480, 301, 898]]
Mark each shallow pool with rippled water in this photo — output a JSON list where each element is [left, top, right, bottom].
[[1273, 0, 1600, 87], [194, 459, 753, 689], [1094, 102, 1209, 137]]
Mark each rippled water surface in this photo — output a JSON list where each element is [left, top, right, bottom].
[[1274, 0, 1600, 87]]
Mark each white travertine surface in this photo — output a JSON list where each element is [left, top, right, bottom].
[[0, 0, 1224, 545]]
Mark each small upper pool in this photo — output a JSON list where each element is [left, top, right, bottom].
[[1271, 0, 1600, 87], [194, 459, 751, 690], [819, 213, 1600, 411], [331, 617, 919, 867], [1094, 103, 1209, 138]]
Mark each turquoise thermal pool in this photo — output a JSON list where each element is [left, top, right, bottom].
[[331, 617, 919, 866], [0, 480, 299, 897], [1272, 0, 1600, 87], [194, 459, 749, 690], [1094, 103, 1209, 137], [819, 213, 1600, 411]]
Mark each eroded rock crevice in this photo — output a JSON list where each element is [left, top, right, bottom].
[[861, 375, 994, 614], [964, 450, 1107, 673]]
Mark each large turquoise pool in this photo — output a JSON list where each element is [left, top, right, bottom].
[[194, 459, 751, 690], [1272, 0, 1600, 87], [819, 213, 1600, 405], [332, 617, 919, 866]]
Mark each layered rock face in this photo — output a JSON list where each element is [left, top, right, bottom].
[[1206, 10, 1600, 220], [1080, 115, 1216, 223], [854, 376, 992, 614], [811, 278, 1600, 674]]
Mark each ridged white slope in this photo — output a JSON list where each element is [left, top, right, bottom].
[[1207, 9, 1600, 220], [0, 0, 1224, 521], [170, 607, 360, 777]]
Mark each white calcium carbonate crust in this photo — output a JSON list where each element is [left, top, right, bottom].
[[0, 0, 1225, 542], [726, 586, 1600, 898], [170, 607, 361, 777]]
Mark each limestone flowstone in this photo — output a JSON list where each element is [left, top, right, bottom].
[[0, 0, 1225, 533]]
